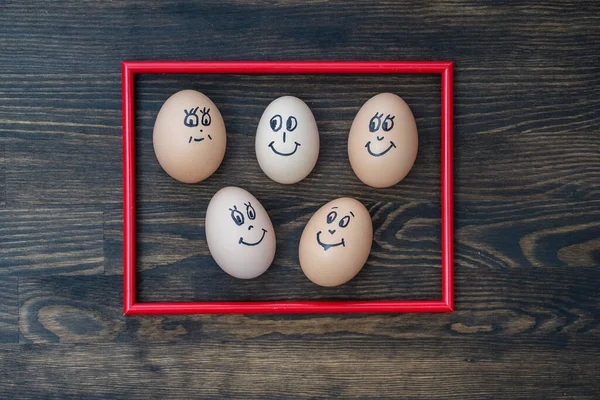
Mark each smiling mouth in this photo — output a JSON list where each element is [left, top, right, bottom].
[[365, 141, 396, 157], [268, 141, 301, 156], [239, 229, 267, 246], [316, 231, 345, 251]]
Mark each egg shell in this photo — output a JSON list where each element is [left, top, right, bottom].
[[153, 90, 226, 183], [299, 198, 373, 287], [205, 186, 276, 279], [348, 93, 418, 188], [255, 96, 319, 184]]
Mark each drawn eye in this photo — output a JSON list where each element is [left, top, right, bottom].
[[286, 116, 298, 131], [339, 215, 351, 228], [230, 206, 244, 226], [270, 115, 283, 132], [201, 110, 211, 126], [245, 202, 256, 220], [183, 108, 199, 127], [326, 211, 337, 224], [382, 115, 395, 132], [369, 112, 383, 133]]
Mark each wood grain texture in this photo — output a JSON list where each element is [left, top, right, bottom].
[[0, 145, 5, 207], [0, 277, 18, 343], [0, 209, 104, 276], [0, 339, 599, 399], [0, 0, 599, 398], [18, 263, 599, 344]]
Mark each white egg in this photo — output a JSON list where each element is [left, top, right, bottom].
[[255, 96, 319, 184], [205, 187, 276, 279]]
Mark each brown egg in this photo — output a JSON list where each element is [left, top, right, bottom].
[[348, 93, 418, 188], [153, 90, 226, 183], [299, 198, 373, 287]]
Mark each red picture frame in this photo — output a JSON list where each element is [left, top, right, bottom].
[[122, 61, 454, 315]]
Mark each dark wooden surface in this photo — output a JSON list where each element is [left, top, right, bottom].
[[1, 0, 599, 398]]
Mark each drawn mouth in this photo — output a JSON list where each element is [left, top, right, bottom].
[[365, 141, 396, 157], [239, 229, 267, 246], [189, 134, 212, 143], [316, 231, 345, 251], [268, 141, 301, 156]]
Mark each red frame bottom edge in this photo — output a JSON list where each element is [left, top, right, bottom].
[[124, 300, 454, 315]]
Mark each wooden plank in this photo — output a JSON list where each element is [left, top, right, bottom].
[[0, 338, 598, 399], [0, 209, 104, 276], [454, 198, 600, 269], [0, 277, 17, 343], [0, 1, 599, 73], [18, 258, 599, 344], [0, 145, 5, 207]]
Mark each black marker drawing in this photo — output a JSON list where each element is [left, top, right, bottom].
[[316, 231, 345, 251], [327, 211, 337, 224], [316, 207, 353, 251], [184, 107, 199, 127], [268, 141, 301, 156], [200, 107, 211, 126], [366, 112, 397, 157], [369, 112, 383, 132], [339, 215, 350, 228], [230, 203, 267, 246], [268, 114, 301, 156], [365, 140, 396, 157], [239, 228, 267, 246], [230, 205, 245, 226], [270, 115, 283, 132], [286, 116, 297, 132], [186, 107, 213, 144], [382, 115, 395, 131], [245, 202, 256, 220]]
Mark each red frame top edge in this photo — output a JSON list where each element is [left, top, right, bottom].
[[122, 60, 453, 74]]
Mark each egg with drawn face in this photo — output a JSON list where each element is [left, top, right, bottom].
[[255, 96, 319, 184], [153, 90, 226, 183], [299, 197, 373, 287], [205, 186, 276, 279], [348, 93, 418, 188]]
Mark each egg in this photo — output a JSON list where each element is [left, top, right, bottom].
[[255, 96, 319, 184], [348, 93, 418, 188], [205, 186, 276, 279], [153, 90, 226, 183], [299, 198, 373, 287]]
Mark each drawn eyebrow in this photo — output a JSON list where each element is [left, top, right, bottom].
[[349, 211, 355, 217], [331, 207, 338, 209]]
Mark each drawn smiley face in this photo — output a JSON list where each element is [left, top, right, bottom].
[[153, 90, 226, 184], [184, 106, 214, 144], [315, 206, 355, 251], [228, 201, 268, 247], [365, 112, 397, 157], [255, 96, 320, 184], [347, 93, 418, 188], [205, 187, 276, 279], [268, 114, 300, 156], [298, 197, 373, 287]]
